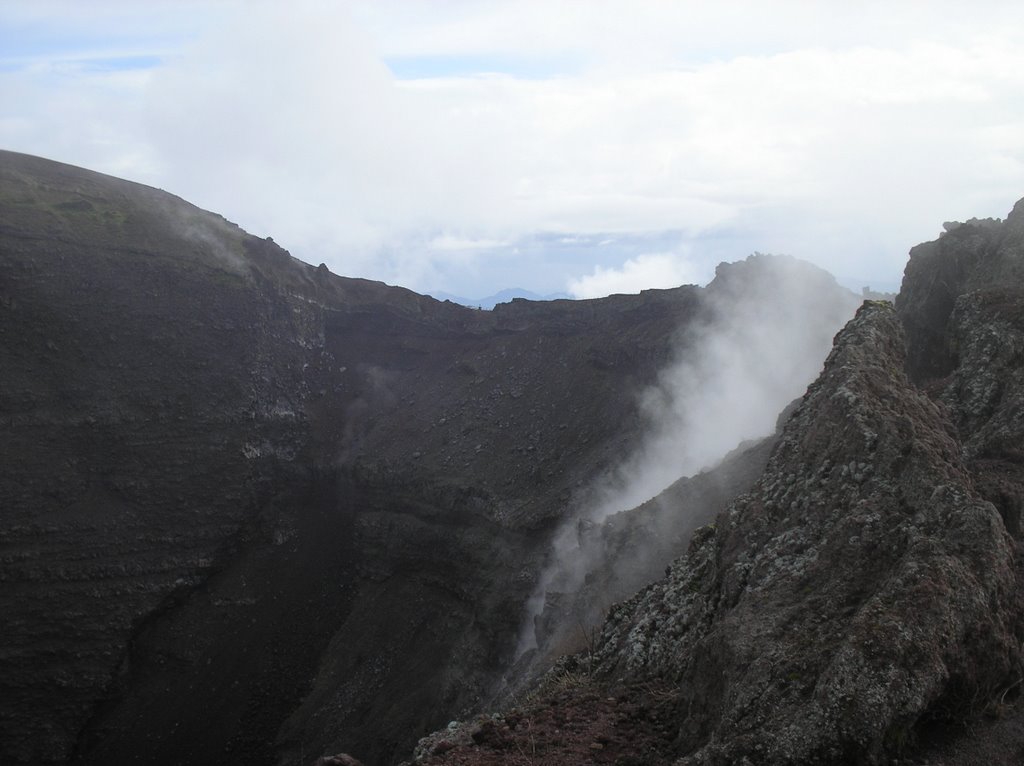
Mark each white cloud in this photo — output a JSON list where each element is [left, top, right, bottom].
[[428, 235, 508, 251], [357, 1, 1024, 68], [3, 1, 1024, 295], [568, 252, 706, 298]]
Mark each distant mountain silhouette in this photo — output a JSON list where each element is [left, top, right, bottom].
[[428, 287, 573, 309]]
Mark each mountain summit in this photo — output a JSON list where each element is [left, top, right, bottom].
[[4, 150, 1022, 766]]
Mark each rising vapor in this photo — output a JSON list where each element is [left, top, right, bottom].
[[517, 254, 861, 658]]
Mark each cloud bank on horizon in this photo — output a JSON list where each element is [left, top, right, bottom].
[[2, 0, 1023, 298]]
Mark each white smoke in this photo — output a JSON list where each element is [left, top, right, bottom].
[[594, 254, 858, 514], [517, 254, 860, 656], [568, 252, 707, 299]]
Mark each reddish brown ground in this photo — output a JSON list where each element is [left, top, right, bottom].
[[408, 676, 680, 766], [913, 696, 1024, 766], [405, 680, 1024, 766]]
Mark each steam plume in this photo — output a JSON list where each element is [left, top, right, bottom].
[[517, 254, 861, 658]]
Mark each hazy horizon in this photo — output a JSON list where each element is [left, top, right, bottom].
[[3, 1, 1023, 298]]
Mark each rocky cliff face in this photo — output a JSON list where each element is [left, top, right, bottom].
[[593, 301, 1020, 763], [0, 152, 858, 766], [404, 210, 1024, 764]]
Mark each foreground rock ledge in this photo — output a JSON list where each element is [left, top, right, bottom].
[[406, 298, 1024, 766], [593, 301, 1021, 763]]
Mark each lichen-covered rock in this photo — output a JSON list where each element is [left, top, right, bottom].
[[593, 301, 1022, 764], [940, 288, 1024, 540]]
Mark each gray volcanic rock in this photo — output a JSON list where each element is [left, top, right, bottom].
[[897, 204, 1024, 385], [588, 206, 1024, 763], [594, 301, 1021, 763]]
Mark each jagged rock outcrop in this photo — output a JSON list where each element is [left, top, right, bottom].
[[594, 301, 1020, 763], [898, 206, 1024, 386], [405, 203, 1024, 765], [0, 151, 858, 766], [911, 208, 1024, 551]]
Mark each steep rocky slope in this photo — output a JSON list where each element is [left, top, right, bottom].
[[522, 432, 778, 678], [0, 151, 857, 766], [405, 208, 1024, 764]]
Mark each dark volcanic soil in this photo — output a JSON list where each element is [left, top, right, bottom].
[[0, 150, 689, 766], [405, 670, 681, 766]]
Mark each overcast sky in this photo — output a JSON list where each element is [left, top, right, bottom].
[[3, 1, 1023, 298]]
